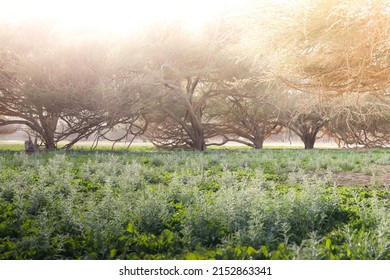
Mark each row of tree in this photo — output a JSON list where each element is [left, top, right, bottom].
[[1, 0, 389, 150]]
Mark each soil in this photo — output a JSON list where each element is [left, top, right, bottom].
[[333, 165, 390, 186], [305, 165, 390, 187], [334, 173, 390, 186]]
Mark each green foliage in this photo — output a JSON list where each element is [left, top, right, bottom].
[[0, 148, 389, 259]]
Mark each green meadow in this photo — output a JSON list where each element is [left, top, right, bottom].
[[0, 146, 389, 259]]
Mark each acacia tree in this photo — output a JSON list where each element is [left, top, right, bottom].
[[244, 0, 390, 148], [0, 31, 107, 149], [140, 21, 239, 151], [256, 0, 390, 96], [0, 23, 148, 150], [0, 22, 60, 147], [208, 78, 282, 149], [325, 94, 390, 148], [278, 90, 328, 149]]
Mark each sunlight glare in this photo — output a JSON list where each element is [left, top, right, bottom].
[[0, 0, 248, 33]]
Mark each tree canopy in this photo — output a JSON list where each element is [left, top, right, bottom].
[[1, 0, 389, 150]]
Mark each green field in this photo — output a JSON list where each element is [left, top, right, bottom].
[[0, 146, 389, 259]]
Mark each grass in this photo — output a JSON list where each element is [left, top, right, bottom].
[[0, 142, 25, 151], [0, 145, 389, 259], [0, 141, 327, 151]]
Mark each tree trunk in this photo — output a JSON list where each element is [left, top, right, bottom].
[[292, 122, 321, 150], [253, 136, 264, 149], [192, 138, 206, 151], [253, 126, 265, 149], [302, 133, 317, 149], [43, 142, 55, 150], [191, 124, 206, 151], [39, 114, 59, 150]]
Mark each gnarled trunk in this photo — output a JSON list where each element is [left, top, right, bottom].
[[287, 112, 325, 150], [39, 113, 59, 150], [252, 125, 265, 149], [190, 116, 206, 151], [302, 133, 317, 149], [253, 132, 265, 149], [192, 137, 206, 151]]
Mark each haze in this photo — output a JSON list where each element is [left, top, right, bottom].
[[0, 0, 255, 33]]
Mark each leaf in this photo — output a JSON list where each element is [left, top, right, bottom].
[[110, 249, 117, 258], [161, 229, 174, 242], [234, 247, 242, 257], [346, 247, 352, 257], [246, 246, 257, 256], [127, 223, 134, 233], [85, 252, 98, 260], [260, 245, 269, 257], [185, 253, 198, 260], [325, 239, 332, 249]]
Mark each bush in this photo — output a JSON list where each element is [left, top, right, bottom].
[[0, 148, 389, 259]]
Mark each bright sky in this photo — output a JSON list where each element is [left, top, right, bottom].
[[0, 0, 252, 33]]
